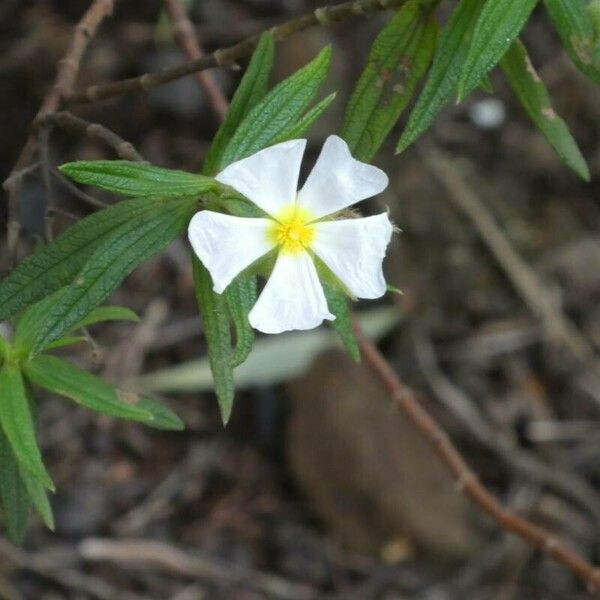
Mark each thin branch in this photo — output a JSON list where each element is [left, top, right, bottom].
[[163, 0, 229, 120], [2, 0, 118, 263], [353, 323, 600, 592], [65, 0, 408, 105], [38, 111, 143, 161]]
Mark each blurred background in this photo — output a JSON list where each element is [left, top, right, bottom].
[[1, 0, 600, 598]]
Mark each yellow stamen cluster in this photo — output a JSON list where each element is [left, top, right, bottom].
[[268, 205, 316, 254]]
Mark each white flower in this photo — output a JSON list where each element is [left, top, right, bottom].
[[188, 135, 393, 334]]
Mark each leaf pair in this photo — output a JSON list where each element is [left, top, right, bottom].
[[195, 34, 336, 423], [397, 0, 592, 180]]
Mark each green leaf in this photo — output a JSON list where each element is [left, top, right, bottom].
[[271, 92, 337, 145], [225, 275, 257, 367], [0, 429, 31, 543], [0, 197, 165, 322], [203, 33, 275, 175], [0, 334, 8, 359], [0, 365, 54, 490], [60, 161, 218, 198], [323, 285, 360, 362], [342, 1, 437, 162], [543, 0, 600, 83], [20, 466, 54, 531], [397, 0, 484, 153], [458, 0, 539, 100], [24, 354, 183, 430], [43, 336, 87, 351], [220, 46, 332, 167], [500, 39, 589, 180], [15, 197, 197, 355], [71, 305, 139, 330], [192, 257, 234, 424]]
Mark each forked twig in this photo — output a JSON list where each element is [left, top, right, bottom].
[[64, 0, 409, 105], [38, 111, 143, 161], [2, 0, 118, 262]]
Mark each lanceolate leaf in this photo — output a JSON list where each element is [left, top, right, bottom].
[[16, 197, 197, 355], [458, 0, 539, 100], [500, 39, 589, 180], [342, 0, 437, 162], [20, 467, 54, 531], [0, 430, 31, 543], [397, 0, 484, 153], [203, 33, 275, 176], [220, 46, 332, 167], [271, 92, 337, 144], [225, 275, 257, 367], [60, 161, 218, 198], [0, 197, 165, 322], [192, 257, 234, 424], [24, 354, 183, 430], [42, 336, 87, 351], [0, 365, 54, 490], [323, 285, 360, 362], [543, 0, 600, 83], [71, 305, 139, 330]]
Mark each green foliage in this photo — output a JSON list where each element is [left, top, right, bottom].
[[458, 0, 539, 100], [25, 355, 183, 430], [397, 0, 484, 152], [0, 301, 181, 538], [0, 197, 164, 322], [543, 0, 600, 83], [60, 160, 218, 198], [72, 305, 139, 330], [342, 0, 437, 162], [19, 466, 55, 532], [192, 257, 234, 425], [323, 285, 360, 362], [272, 92, 337, 143], [0, 430, 33, 542], [220, 46, 333, 166], [225, 275, 257, 368], [14, 197, 196, 355], [0, 365, 54, 491], [203, 33, 275, 176], [500, 39, 589, 180]]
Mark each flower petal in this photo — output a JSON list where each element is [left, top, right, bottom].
[[215, 139, 306, 217], [297, 135, 388, 219], [188, 211, 273, 293], [249, 252, 334, 334], [312, 213, 393, 299]]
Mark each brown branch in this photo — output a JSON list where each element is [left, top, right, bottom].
[[65, 0, 408, 105], [163, 0, 229, 120], [2, 0, 117, 262], [353, 322, 600, 592], [38, 111, 143, 161]]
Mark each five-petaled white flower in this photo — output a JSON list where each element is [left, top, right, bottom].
[[188, 135, 393, 334]]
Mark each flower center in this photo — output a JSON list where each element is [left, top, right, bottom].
[[268, 205, 316, 254]]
